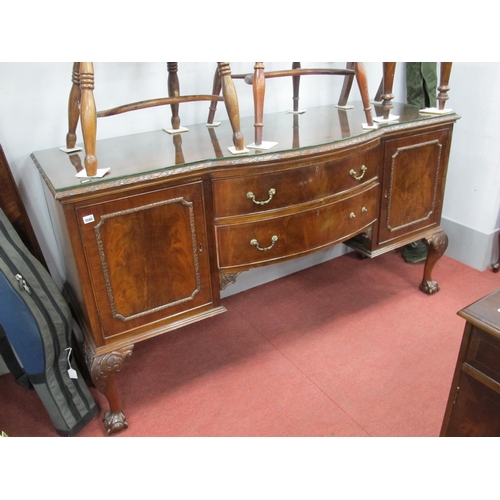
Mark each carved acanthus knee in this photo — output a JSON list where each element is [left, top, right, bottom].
[[88, 346, 133, 393], [86, 344, 134, 435]]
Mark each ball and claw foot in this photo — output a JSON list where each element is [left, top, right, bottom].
[[104, 410, 129, 435], [419, 280, 440, 295]]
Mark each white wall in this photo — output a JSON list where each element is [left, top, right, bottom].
[[0, 62, 498, 295], [440, 63, 500, 270]]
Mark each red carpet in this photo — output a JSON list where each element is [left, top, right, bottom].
[[1, 250, 499, 437]]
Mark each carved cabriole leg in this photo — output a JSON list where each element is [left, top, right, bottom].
[[437, 62, 453, 110], [79, 62, 98, 176], [87, 345, 134, 435], [217, 62, 246, 153], [354, 62, 374, 127], [167, 62, 181, 130], [253, 62, 265, 146], [419, 230, 449, 294], [66, 62, 81, 149]]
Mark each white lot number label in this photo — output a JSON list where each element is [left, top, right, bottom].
[[83, 214, 95, 224]]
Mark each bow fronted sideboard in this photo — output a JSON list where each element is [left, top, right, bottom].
[[32, 101, 459, 434]]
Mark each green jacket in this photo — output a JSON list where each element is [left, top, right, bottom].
[[406, 62, 437, 108]]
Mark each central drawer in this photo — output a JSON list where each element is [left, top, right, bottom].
[[212, 146, 379, 218], [216, 182, 378, 270]]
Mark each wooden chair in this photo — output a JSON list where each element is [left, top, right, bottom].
[[63, 62, 247, 177], [207, 62, 376, 149]]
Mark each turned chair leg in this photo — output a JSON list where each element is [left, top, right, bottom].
[[217, 62, 245, 152], [338, 62, 355, 107], [291, 61, 301, 113], [66, 62, 81, 149], [492, 230, 500, 272], [167, 62, 182, 130], [79, 62, 98, 177], [207, 67, 222, 125], [354, 62, 374, 127], [252, 62, 265, 147], [437, 62, 452, 111], [380, 62, 396, 119]]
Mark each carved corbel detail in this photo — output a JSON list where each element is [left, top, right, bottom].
[[220, 272, 243, 290]]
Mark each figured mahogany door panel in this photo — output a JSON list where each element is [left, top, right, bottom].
[[75, 182, 213, 339], [216, 183, 378, 270], [378, 129, 451, 245], [212, 146, 380, 218], [443, 368, 500, 437]]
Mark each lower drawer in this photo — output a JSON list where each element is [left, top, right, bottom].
[[465, 325, 500, 386], [216, 184, 378, 270]]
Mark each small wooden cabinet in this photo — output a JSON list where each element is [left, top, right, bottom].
[[441, 288, 500, 437], [32, 101, 459, 434]]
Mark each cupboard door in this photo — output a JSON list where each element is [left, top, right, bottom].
[[75, 182, 213, 340], [444, 368, 500, 437], [378, 128, 451, 245]]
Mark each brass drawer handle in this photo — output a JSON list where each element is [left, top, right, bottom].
[[349, 165, 367, 181], [250, 235, 278, 251], [247, 188, 276, 205]]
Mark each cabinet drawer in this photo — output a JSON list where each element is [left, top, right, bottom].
[[465, 326, 500, 386], [213, 148, 379, 218], [216, 183, 378, 270]]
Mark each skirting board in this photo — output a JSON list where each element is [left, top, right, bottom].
[[221, 244, 351, 298], [441, 217, 497, 271]]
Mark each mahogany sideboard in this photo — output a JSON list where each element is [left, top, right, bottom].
[[32, 101, 460, 434]]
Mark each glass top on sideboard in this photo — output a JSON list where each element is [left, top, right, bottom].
[[32, 101, 457, 194]]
